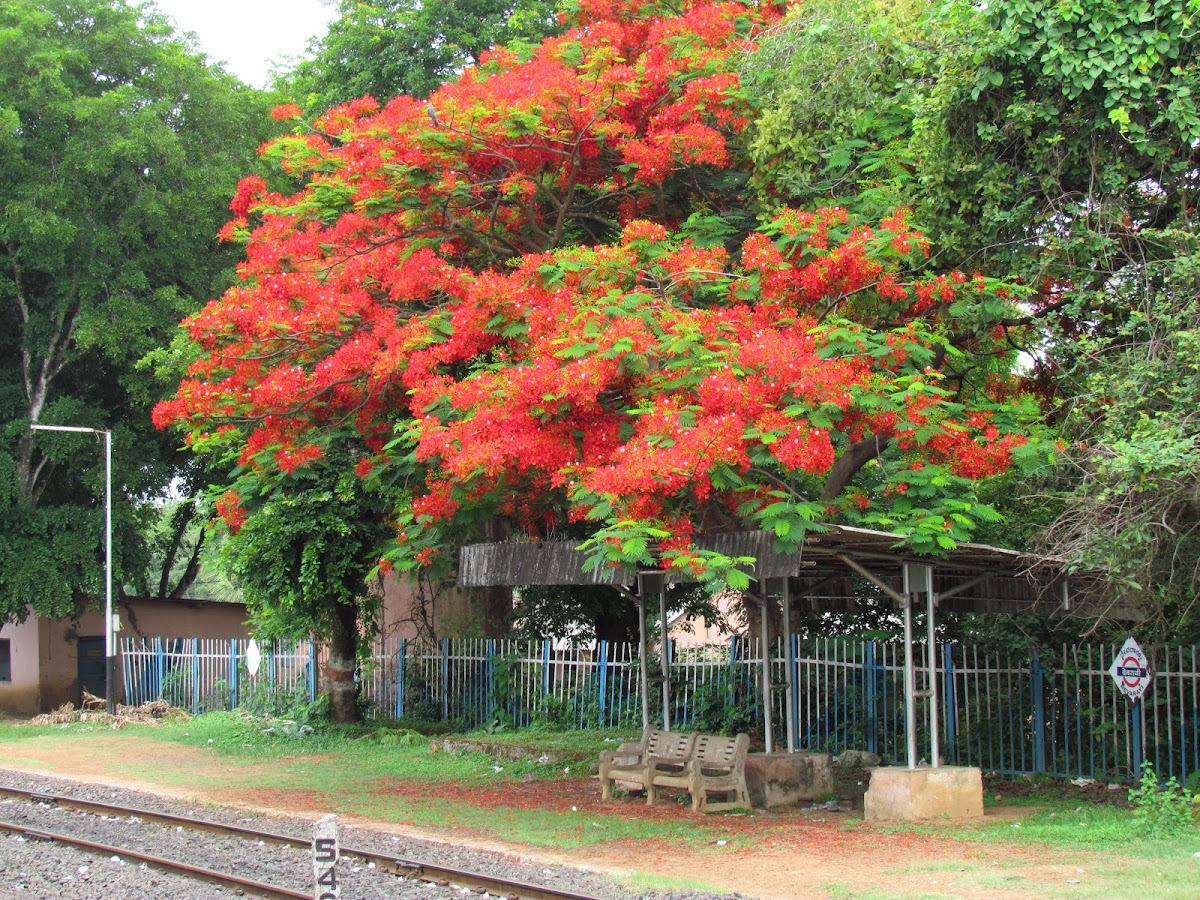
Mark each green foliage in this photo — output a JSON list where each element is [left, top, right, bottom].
[[0, 0, 276, 621], [742, 0, 926, 218], [218, 449, 390, 646], [281, 0, 565, 107], [679, 677, 757, 736], [1187, 770, 1200, 796], [1129, 763, 1197, 837], [1037, 238, 1200, 637]]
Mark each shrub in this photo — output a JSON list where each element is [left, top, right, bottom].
[[1129, 763, 1197, 836]]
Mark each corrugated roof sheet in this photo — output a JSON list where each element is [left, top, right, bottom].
[[457, 525, 1140, 619]]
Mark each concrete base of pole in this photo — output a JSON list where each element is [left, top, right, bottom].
[[863, 766, 984, 821]]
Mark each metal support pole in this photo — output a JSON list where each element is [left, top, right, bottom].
[[924, 566, 940, 768], [659, 584, 671, 730], [902, 564, 917, 769], [104, 430, 114, 715], [638, 597, 650, 731], [760, 590, 773, 754], [783, 579, 796, 753]]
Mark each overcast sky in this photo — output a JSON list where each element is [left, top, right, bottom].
[[151, 0, 339, 88]]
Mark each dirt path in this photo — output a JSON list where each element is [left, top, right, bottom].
[[0, 736, 1104, 899]]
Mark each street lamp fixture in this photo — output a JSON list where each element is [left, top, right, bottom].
[[29, 424, 115, 715]]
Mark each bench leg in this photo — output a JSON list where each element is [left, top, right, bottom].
[[600, 777, 612, 801]]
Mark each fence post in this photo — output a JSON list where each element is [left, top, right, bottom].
[[155, 637, 165, 701], [192, 638, 200, 714], [229, 642, 239, 710], [1031, 650, 1046, 773], [119, 638, 129, 706], [268, 640, 277, 700], [440, 638, 450, 722], [943, 643, 957, 765], [865, 640, 878, 756], [791, 633, 800, 751], [119, 638, 130, 706], [486, 639, 496, 720], [542, 638, 552, 697], [727, 635, 738, 712], [395, 639, 406, 719], [309, 638, 318, 703], [598, 640, 609, 726]]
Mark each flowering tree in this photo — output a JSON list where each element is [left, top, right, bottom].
[[156, 0, 1036, 633]]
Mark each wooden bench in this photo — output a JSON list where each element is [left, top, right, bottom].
[[598, 727, 695, 802], [599, 728, 751, 813]]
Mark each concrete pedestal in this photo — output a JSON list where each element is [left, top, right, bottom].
[[744, 752, 833, 809], [863, 766, 984, 821]]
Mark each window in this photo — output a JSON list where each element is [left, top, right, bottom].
[[0, 639, 10, 683]]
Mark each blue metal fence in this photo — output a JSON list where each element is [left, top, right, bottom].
[[119, 635, 1200, 783]]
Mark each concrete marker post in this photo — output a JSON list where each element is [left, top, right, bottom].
[[313, 813, 340, 899]]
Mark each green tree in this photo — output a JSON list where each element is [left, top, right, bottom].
[[282, 0, 565, 107], [0, 0, 276, 622], [215, 448, 394, 723]]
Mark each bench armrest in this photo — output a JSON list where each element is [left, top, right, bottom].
[[689, 757, 735, 776], [647, 753, 689, 774], [600, 748, 644, 767]]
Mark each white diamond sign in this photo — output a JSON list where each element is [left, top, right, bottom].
[[1108, 637, 1151, 703], [245, 639, 262, 678]]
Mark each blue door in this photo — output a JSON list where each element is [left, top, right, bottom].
[[77, 637, 105, 701]]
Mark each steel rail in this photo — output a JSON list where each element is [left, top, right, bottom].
[[0, 819, 310, 899], [0, 785, 607, 900]]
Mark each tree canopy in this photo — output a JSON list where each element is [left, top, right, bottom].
[[0, 0, 277, 622], [157, 0, 1040, 604], [282, 0, 565, 108]]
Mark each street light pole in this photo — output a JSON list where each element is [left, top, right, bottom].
[[29, 424, 115, 715]]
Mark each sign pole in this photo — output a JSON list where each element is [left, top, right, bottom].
[[1107, 636, 1151, 780], [1132, 698, 1144, 778]]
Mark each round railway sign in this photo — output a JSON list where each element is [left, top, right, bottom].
[[1108, 636, 1151, 703]]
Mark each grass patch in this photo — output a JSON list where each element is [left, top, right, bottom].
[[0, 712, 746, 850], [615, 871, 733, 895]]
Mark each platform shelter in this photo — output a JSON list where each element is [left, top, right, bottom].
[[458, 525, 1137, 818]]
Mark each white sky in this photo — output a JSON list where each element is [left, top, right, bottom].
[[150, 0, 340, 88]]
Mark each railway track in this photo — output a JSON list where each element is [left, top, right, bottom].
[[0, 784, 610, 900]]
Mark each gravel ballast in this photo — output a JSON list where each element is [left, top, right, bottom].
[[0, 769, 739, 900]]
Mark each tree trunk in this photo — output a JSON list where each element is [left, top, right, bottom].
[[477, 517, 513, 638], [324, 600, 363, 723]]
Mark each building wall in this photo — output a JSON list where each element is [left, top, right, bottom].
[[0, 616, 42, 716], [376, 575, 485, 642], [28, 598, 252, 713]]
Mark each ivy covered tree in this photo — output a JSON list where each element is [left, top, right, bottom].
[[0, 0, 277, 622], [739, 0, 1200, 633], [214, 447, 395, 722], [157, 0, 1039, 621]]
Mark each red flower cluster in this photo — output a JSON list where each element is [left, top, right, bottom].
[[155, 0, 1031, 573]]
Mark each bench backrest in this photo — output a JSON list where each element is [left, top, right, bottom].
[[646, 728, 695, 759], [691, 732, 749, 767]]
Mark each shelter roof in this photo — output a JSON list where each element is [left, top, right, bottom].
[[458, 525, 1140, 621]]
